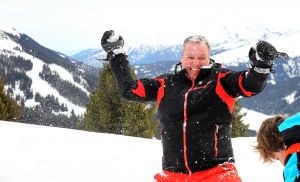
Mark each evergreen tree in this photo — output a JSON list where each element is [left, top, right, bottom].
[[0, 76, 21, 121], [80, 63, 157, 138], [231, 99, 249, 137], [122, 102, 157, 138]]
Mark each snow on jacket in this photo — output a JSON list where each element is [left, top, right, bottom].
[[278, 112, 300, 182], [109, 53, 269, 174]]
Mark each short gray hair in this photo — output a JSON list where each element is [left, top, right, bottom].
[[183, 35, 211, 53]]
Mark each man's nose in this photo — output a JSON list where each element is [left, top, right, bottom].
[[191, 59, 201, 66]]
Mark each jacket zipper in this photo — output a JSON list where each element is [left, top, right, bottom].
[[214, 124, 219, 158], [183, 71, 211, 174], [183, 81, 195, 174]]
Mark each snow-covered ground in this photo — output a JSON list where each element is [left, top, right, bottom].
[[0, 109, 284, 182]]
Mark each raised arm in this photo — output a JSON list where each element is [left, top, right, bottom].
[[221, 40, 288, 98], [101, 30, 161, 103]]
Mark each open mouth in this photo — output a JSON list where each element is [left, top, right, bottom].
[[188, 65, 201, 71]]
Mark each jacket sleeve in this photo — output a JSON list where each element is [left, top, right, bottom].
[[219, 68, 269, 98], [109, 53, 161, 103]]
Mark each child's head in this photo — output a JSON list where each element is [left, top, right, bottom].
[[255, 116, 286, 163]]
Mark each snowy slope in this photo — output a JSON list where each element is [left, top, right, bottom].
[[241, 108, 272, 130], [0, 27, 90, 116], [0, 109, 283, 182]]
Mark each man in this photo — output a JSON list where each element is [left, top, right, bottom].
[[255, 113, 300, 182], [101, 30, 285, 181]]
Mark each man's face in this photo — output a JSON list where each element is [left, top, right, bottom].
[[181, 42, 210, 80]]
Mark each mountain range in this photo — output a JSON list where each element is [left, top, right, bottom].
[[1, 26, 300, 129], [73, 27, 300, 116]]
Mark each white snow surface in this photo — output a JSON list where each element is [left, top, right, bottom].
[[0, 30, 22, 51], [0, 109, 284, 182]]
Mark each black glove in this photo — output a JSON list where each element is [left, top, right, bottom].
[[249, 40, 289, 69], [101, 30, 124, 53], [249, 40, 277, 69]]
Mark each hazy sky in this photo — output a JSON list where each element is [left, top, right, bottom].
[[1, 0, 299, 52]]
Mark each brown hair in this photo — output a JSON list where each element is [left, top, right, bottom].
[[255, 116, 286, 163]]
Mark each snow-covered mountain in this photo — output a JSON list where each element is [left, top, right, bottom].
[[71, 48, 105, 68], [73, 26, 300, 116], [72, 26, 298, 66], [0, 26, 99, 128], [72, 44, 183, 68]]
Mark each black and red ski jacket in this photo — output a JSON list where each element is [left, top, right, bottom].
[[109, 53, 269, 174]]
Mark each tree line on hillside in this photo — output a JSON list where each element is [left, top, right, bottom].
[[0, 54, 87, 127], [0, 54, 33, 106], [39, 64, 89, 107]]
